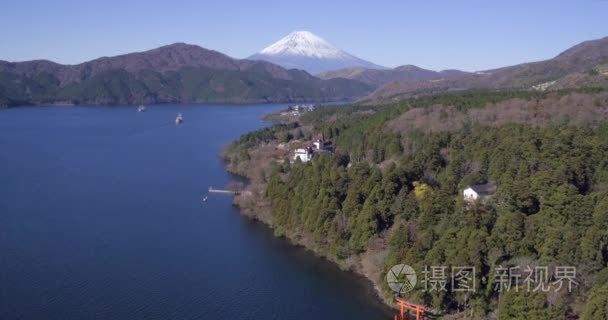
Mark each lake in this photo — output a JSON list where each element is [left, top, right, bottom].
[[0, 104, 393, 320]]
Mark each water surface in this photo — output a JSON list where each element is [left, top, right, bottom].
[[0, 104, 392, 320]]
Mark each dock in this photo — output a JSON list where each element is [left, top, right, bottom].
[[208, 187, 240, 195]]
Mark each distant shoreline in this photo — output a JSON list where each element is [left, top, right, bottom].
[[1, 99, 356, 109]]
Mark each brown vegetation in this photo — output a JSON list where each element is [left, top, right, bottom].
[[365, 36, 608, 102], [387, 92, 608, 134]]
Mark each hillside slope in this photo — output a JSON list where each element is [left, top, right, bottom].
[[366, 36, 608, 101], [0, 43, 373, 106], [317, 65, 470, 87], [223, 89, 608, 318]]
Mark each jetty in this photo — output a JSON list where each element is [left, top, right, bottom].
[[208, 187, 240, 195]]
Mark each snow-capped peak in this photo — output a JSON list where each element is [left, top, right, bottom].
[[259, 31, 348, 59], [249, 31, 386, 74]]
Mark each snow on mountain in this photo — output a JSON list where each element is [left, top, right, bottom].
[[249, 31, 385, 74], [259, 31, 345, 58]]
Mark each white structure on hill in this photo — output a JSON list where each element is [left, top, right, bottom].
[[463, 183, 497, 202], [293, 147, 312, 162], [313, 134, 332, 151], [292, 133, 334, 163]]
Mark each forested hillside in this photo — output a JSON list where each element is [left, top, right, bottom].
[[364, 36, 608, 103], [0, 43, 372, 106], [223, 89, 608, 319]]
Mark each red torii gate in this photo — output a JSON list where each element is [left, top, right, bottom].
[[393, 296, 434, 320]]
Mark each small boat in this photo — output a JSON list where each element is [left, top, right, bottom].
[[137, 105, 146, 112], [175, 113, 183, 124], [202, 195, 208, 202]]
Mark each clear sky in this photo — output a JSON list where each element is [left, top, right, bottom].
[[1, 0, 607, 71]]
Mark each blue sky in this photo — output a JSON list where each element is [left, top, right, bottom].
[[1, 0, 607, 71]]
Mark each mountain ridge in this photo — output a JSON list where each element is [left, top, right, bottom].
[[318, 64, 471, 87], [0, 43, 373, 106], [364, 36, 608, 101], [3, 36, 608, 107]]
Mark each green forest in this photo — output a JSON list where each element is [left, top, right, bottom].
[[225, 89, 608, 319], [0, 66, 372, 107]]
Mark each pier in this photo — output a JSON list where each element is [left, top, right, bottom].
[[208, 187, 240, 195]]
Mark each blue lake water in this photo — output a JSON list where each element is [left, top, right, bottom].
[[0, 104, 392, 320]]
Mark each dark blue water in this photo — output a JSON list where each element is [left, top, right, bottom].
[[0, 104, 392, 320]]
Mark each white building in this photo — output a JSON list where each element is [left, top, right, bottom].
[[463, 183, 497, 202], [293, 147, 312, 162], [292, 133, 334, 164], [312, 134, 332, 151], [313, 139, 323, 150]]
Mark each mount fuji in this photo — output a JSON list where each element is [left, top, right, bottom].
[[249, 31, 386, 74]]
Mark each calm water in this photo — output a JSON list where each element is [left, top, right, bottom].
[[0, 104, 392, 320]]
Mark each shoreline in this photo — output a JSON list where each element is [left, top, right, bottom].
[[225, 166, 398, 311], [218, 110, 399, 312], [2, 98, 357, 109]]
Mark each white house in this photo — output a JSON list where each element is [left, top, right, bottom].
[[293, 147, 312, 162], [292, 133, 334, 164], [312, 134, 332, 151], [463, 183, 497, 202]]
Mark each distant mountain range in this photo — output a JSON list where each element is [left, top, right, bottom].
[[318, 65, 471, 87], [1, 35, 608, 107], [0, 43, 372, 106], [362, 36, 608, 102], [249, 31, 385, 74]]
